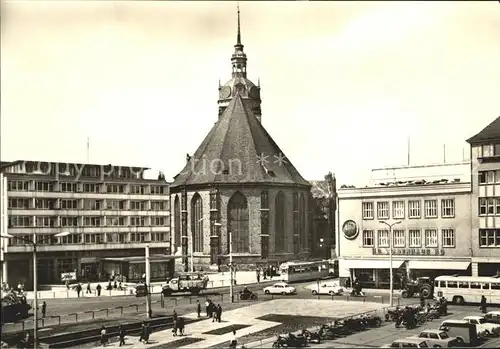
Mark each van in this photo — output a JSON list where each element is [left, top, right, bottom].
[[439, 320, 481, 346]]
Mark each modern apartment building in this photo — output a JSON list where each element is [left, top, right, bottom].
[[468, 116, 500, 277], [0, 160, 170, 289], [337, 162, 473, 288]]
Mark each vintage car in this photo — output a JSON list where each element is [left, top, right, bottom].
[[484, 311, 500, 325], [310, 283, 344, 296], [440, 320, 487, 339], [463, 316, 500, 336], [263, 282, 297, 295], [380, 337, 429, 348], [409, 329, 463, 347]]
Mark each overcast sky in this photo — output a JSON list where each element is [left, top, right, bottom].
[[1, 1, 499, 185]]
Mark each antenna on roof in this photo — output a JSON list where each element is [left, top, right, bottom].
[[407, 136, 410, 166], [87, 137, 90, 163], [443, 144, 446, 163]]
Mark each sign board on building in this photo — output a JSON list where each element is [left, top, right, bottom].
[[61, 272, 77, 282], [372, 248, 445, 256], [342, 220, 359, 240]]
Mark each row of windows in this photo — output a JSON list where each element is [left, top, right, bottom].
[[8, 215, 169, 228], [362, 228, 455, 248], [435, 280, 500, 290], [7, 180, 167, 195], [479, 143, 500, 158], [479, 229, 500, 247], [478, 198, 500, 216], [478, 170, 500, 185], [7, 232, 168, 245], [7, 198, 168, 211], [361, 199, 455, 220]]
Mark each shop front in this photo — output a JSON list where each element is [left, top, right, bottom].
[[339, 259, 406, 289]]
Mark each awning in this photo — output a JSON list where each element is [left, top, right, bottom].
[[408, 261, 471, 270], [346, 259, 404, 269]]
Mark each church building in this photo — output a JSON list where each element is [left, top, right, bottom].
[[169, 9, 311, 271]]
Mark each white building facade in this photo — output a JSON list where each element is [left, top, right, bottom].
[[0, 160, 171, 289], [337, 166, 473, 289], [467, 116, 500, 277]]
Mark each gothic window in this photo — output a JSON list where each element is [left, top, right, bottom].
[[191, 193, 203, 252], [261, 190, 269, 209], [299, 193, 306, 248], [275, 191, 286, 253], [174, 195, 181, 247], [227, 191, 249, 253]]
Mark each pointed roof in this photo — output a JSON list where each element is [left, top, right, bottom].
[[467, 116, 500, 144], [171, 95, 310, 188]]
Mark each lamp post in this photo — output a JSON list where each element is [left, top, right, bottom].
[[378, 220, 401, 307], [0, 231, 70, 347], [145, 243, 152, 319]]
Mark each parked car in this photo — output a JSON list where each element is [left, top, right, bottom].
[[463, 316, 500, 336], [380, 337, 429, 348], [484, 311, 500, 325], [263, 282, 297, 295], [311, 283, 344, 296], [409, 329, 463, 347]]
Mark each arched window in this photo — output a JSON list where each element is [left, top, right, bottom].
[[299, 193, 306, 249], [191, 193, 203, 252], [227, 191, 249, 253], [275, 191, 286, 253], [174, 195, 181, 248]]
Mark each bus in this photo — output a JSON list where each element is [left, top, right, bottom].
[[434, 275, 500, 305], [279, 260, 330, 283]]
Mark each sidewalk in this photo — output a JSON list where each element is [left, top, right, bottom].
[[25, 271, 282, 300], [91, 299, 386, 349]]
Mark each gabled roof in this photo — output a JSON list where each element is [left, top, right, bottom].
[[171, 94, 309, 188], [467, 116, 500, 144]]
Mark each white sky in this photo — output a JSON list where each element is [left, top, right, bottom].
[[1, 1, 499, 186]]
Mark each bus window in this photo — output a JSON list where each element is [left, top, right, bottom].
[[482, 283, 490, 290], [458, 281, 469, 288], [471, 282, 481, 289], [447, 281, 458, 288], [491, 283, 500, 290], [439, 281, 446, 288]]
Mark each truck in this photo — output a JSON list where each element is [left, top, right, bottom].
[[1, 291, 32, 323], [161, 272, 209, 296]]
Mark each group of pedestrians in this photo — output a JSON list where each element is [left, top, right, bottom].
[[204, 298, 223, 322]]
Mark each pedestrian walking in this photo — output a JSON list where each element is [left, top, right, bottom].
[[256, 269, 260, 283], [480, 295, 487, 313], [173, 310, 178, 321], [229, 330, 237, 348], [196, 300, 201, 318], [139, 321, 150, 344], [41, 301, 47, 318], [177, 317, 185, 336], [100, 326, 108, 347], [96, 284, 102, 296], [216, 304, 222, 323], [114, 280, 118, 289], [76, 283, 82, 298], [172, 318, 178, 337], [86, 282, 92, 294], [205, 299, 210, 317], [118, 325, 126, 347]]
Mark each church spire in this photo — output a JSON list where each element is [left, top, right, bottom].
[[231, 3, 247, 78], [236, 3, 242, 46]]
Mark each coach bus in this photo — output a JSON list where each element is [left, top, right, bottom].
[[434, 275, 500, 305], [279, 260, 330, 283]]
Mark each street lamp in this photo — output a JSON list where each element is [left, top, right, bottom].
[[212, 222, 234, 302], [0, 231, 70, 347], [378, 220, 401, 307]]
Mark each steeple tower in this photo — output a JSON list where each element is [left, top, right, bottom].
[[231, 4, 247, 78]]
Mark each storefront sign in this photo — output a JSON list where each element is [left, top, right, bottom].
[[61, 272, 77, 282], [342, 220, 359, 240], [372, 248, 445, 256]]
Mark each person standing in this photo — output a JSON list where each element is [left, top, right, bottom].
[[118, 325, 126, 347], [196, 300, 201, 318], [229, 330, 237, 348], [216, 304, 222, 323], [256, 269, 261, 284], [100, 326, 108, 347], [76, 283, 82, 298], [480, 295, 487, 313], [177, 317, 185, 336], [96, 284, 102, 296], [86, 282, 92, 294], [41, 301, 47, 318], [205, 299, 210, 317]]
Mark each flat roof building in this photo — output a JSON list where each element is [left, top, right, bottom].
[[0, 160, 170, 289]]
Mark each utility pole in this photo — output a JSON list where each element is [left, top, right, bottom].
[[229, 231, 234, 303], [379, 220, 401, 307], [145, 244, 152, 318]]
